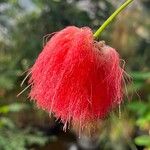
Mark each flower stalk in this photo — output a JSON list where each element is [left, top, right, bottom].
[[94, 0, 134, 39]]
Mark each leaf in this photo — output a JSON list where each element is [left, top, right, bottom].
[[26, 134, 48, 146], [135, 135, 150, 147], [136, 113, 150, 128], [131, 72, 150, 81], [8, 103, 28, 112], [127, 101, 149, 115], [0, 106, 9, 114], [0, 117, 15, 129], [0, 103, 28, 114]]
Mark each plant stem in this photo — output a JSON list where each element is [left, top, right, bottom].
[[93, 0, 134, 39]]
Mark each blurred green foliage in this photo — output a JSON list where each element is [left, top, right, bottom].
[[0, 125, 48, 150], [127, 72, 150, 149], [0, 103, 49, 150], [0, 0, 150, 150]]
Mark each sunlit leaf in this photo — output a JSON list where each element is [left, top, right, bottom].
[[135, 135, 150, 147]]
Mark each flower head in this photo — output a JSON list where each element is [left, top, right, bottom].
[[29, 26, 124, 132]]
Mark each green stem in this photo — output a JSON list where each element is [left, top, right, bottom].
[[94, 0, 134, 39]]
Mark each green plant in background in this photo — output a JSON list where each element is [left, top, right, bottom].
[[0, 127, 48, 150], [127, 72, 150, 149], [0, 103, 49, 150], [128, 100, 150, 149]]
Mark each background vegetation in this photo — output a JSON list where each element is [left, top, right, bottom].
[[0, 0, 150, 150]]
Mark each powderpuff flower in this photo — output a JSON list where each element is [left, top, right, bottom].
[[28, 26, 124, 132]]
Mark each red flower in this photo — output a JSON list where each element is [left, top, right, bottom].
[[29, 26, 124, 131]]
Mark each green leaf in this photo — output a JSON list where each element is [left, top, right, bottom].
[[131, 72, 150, 81], [136, 113, 150, 127], [26, 134, 48, 146], [135, 135, 150, 147], [127, 101, 149, 115], [0, 117, 15, 129], [0, 103, 28, 114], [8, 103, 28, 112], [0, 106, 9, 114]]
